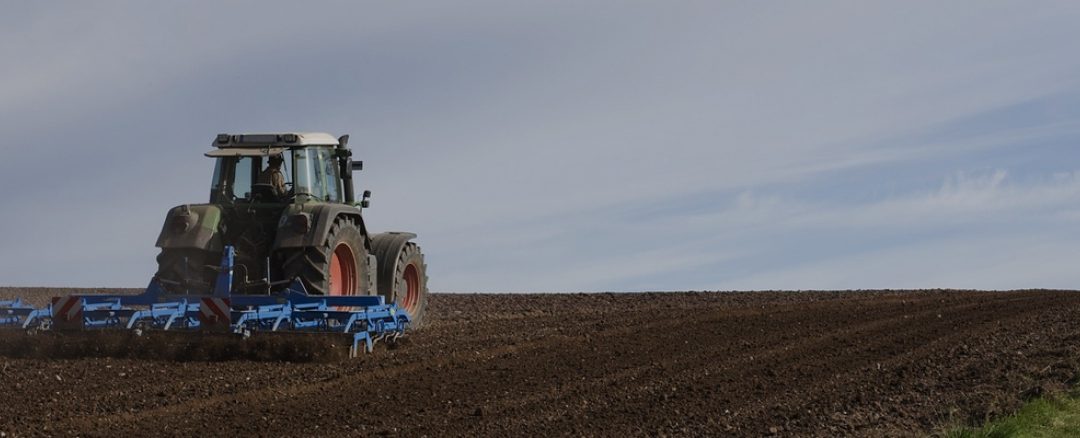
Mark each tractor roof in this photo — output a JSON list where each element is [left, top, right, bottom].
[[213, 132, 340, 148]]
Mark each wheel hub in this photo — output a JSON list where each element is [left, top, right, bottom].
[[329, 243, 357, 296]]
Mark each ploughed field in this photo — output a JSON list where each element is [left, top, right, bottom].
[[2, 288, 1080, 436]]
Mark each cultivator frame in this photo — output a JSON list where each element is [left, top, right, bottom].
[[0, 247, 411, 358]]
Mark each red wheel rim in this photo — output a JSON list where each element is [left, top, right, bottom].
[[329, 243, 357, 296], [402, 263, 420, 312]]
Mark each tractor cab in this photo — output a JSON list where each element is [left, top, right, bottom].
[[206, 133, 360, 206]]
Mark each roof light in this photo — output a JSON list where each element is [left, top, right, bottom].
[[236, 134, 279, 145]]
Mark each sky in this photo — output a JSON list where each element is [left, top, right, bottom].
[[1, 1, 1079, 292]]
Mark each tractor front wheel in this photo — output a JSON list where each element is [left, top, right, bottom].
[[372, 236, 428, 327]]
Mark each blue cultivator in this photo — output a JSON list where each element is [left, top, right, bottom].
[[0, 246, 410, 359]]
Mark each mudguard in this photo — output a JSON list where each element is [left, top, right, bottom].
[[273, 203, 367, 249], [155, 204, 223, 251]]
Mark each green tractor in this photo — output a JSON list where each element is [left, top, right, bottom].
[[154, 133, 428, 325]]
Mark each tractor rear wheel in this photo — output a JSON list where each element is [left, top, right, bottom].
[[373, 238, 428, 326], [280, 217, 369, 296]]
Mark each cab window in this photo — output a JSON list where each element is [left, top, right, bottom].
[[294, 147, 342, 202]]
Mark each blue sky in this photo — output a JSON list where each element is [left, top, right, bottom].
[[1, 1, 1079, 291]]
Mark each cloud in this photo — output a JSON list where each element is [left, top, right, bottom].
[[0, 1, 1079, 291]]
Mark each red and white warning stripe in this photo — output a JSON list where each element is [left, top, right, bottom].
[[199, 297, 232, 326], [51, 296, 83, 323]]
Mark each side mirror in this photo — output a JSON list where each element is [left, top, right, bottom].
[[351, 161, 363, 171], [360, 190, 371, 208]]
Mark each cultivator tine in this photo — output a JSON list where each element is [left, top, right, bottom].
[[22, 308, 53, 331], [1, 299, 41, 329], [352, 332, 373, 358], [126, 300, 199, 331]]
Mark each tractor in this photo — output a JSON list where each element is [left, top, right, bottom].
[[154, 132, 428, 325]]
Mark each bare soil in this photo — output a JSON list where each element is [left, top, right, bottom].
[[1, 288, 1079, 437]]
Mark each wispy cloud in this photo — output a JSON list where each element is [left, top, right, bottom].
[[665, 169, 1080, 290]]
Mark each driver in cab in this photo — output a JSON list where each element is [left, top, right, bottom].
[[258, 154, 288, 199]]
